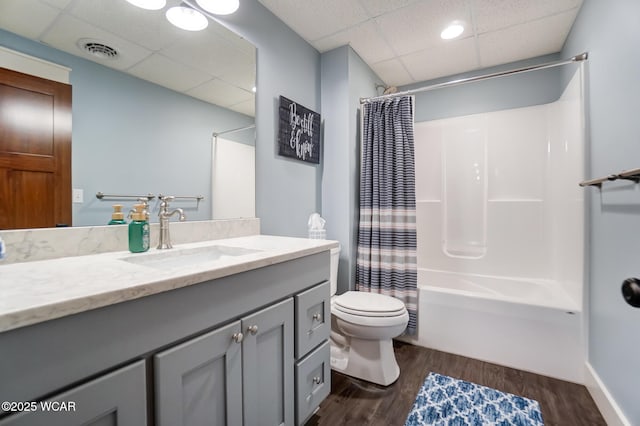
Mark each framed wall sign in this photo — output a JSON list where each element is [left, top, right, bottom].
[[278, 96, 321, 164]]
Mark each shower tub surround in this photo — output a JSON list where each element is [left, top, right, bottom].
[[403, 69, 585, 383], [415, 270, 583, 383]]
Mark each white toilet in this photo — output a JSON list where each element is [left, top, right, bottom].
[[329, 246, 409, 386]]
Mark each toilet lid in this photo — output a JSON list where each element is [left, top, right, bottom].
[[334, 291, 406, 317]]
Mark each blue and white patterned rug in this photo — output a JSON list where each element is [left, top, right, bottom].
[[405, 373, 544, 426]]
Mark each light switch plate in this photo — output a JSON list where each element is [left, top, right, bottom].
[[72, 188, 84, 203]]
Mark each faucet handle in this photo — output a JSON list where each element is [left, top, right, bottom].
[[159, 195, 175, 203]]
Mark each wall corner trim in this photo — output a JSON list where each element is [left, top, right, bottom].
[[584, 362, 631, 426], [0, 46, 71, 84]]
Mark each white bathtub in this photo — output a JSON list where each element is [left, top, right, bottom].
[[401, 269, 585, 383]]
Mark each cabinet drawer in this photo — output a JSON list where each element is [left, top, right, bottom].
[[0, 361, 146, 426], [295, 281, 330, 358], [295, 341, 330, 426]]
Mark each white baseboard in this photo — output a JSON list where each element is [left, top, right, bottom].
[[584, 362, 631, 426]]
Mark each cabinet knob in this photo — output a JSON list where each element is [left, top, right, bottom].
[[247, 325, 259, 335], [312, 313, 322, 322], [232, 332, 244, 344], [312, 376, 322, 384]]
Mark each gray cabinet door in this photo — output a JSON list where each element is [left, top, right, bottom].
[[0, 361, 146, 426], [154, 321, 243, 426], [242, 298, 294, 426]]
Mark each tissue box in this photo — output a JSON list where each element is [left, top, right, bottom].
[[308, 229, 327, 239]]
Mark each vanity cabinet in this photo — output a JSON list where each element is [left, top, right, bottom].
[[0, 250, 331, 426], [295, 341, 331, 425], [155, 321, 243, 426], [241, 299, 294, 426], [155, 299, 294, 426], [293, 281, 331, 424], [0, 361, 147, 426]]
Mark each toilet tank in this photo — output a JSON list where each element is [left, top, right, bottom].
[[330, 245, 341, 296]]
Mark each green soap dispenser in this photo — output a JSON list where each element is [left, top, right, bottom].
[[108, 204, 127, 225], [128, 204, 150, 253]]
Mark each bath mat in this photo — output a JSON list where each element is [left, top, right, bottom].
[[405, 373, 544, 426]]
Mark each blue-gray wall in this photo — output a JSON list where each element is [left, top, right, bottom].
[[562, 0, 640, 423], [1, 29, 254, 227], [402, 53, 565, 122], [320, 47, 350, 292], [320, 46, 382, 293], [216, 0, 321, 237]]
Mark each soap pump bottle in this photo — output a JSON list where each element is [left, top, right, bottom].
[[108, 204, 127, 225], [128, 204, 150, 253]]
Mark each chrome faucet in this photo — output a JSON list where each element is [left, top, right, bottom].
[[157, 196, 186, 249]]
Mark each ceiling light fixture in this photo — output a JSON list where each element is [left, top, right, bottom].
[[441, 21, 464, 40], [195, 0, 239, 15], [166, 6, 209, 31], [125, 0, 167, 10]]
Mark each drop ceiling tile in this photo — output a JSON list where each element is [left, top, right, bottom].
[[258, 0, 370, 41], [218, 59, 256, 92], [0, 0, 60, 40], [41, 14, 152, 70], [159, 30, 247, 77], [478, 10, 578, 68], [187, 78, 254, 109], [69, 0, 184, 51], [206, 17, 256, 57], [312, 20, 395, 64], [228, 98, 255, 117], [370, 58, 413, 87], [232, 100, 255, 117], [402, 36, 479, 82], [472, 0, 583, 33], [375, 0, 471, 57], [357, 0, 422, 18], [127, 53, 211, 92], [39, 0, 73, 9]]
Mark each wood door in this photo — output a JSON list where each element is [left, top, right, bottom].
[[0, 67, 71, 229]]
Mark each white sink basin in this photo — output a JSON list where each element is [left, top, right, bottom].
[[121, 245, 261, 270]]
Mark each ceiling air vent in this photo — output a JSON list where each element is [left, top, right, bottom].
[[77, 39, 119, 60]]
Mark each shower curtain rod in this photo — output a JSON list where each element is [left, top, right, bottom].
[[212, 124, 256, 138], [360, 52, 588, 104]]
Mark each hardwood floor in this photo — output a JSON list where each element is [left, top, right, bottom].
[[307, 342, 605, 426]]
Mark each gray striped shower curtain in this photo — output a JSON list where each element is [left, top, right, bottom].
[[356, 96, 417, 335]]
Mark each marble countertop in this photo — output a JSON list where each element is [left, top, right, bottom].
[[0, 235, 338, 333]]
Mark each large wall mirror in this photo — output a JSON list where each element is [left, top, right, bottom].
[[0, 0, 256, 228]]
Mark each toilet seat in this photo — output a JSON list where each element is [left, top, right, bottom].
[[332, 308, 409, 328], [332, 291, 408, 328], [333, 291, 406, 317]]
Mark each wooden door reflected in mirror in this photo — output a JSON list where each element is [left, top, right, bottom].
[[0, 67, 71, 229]]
